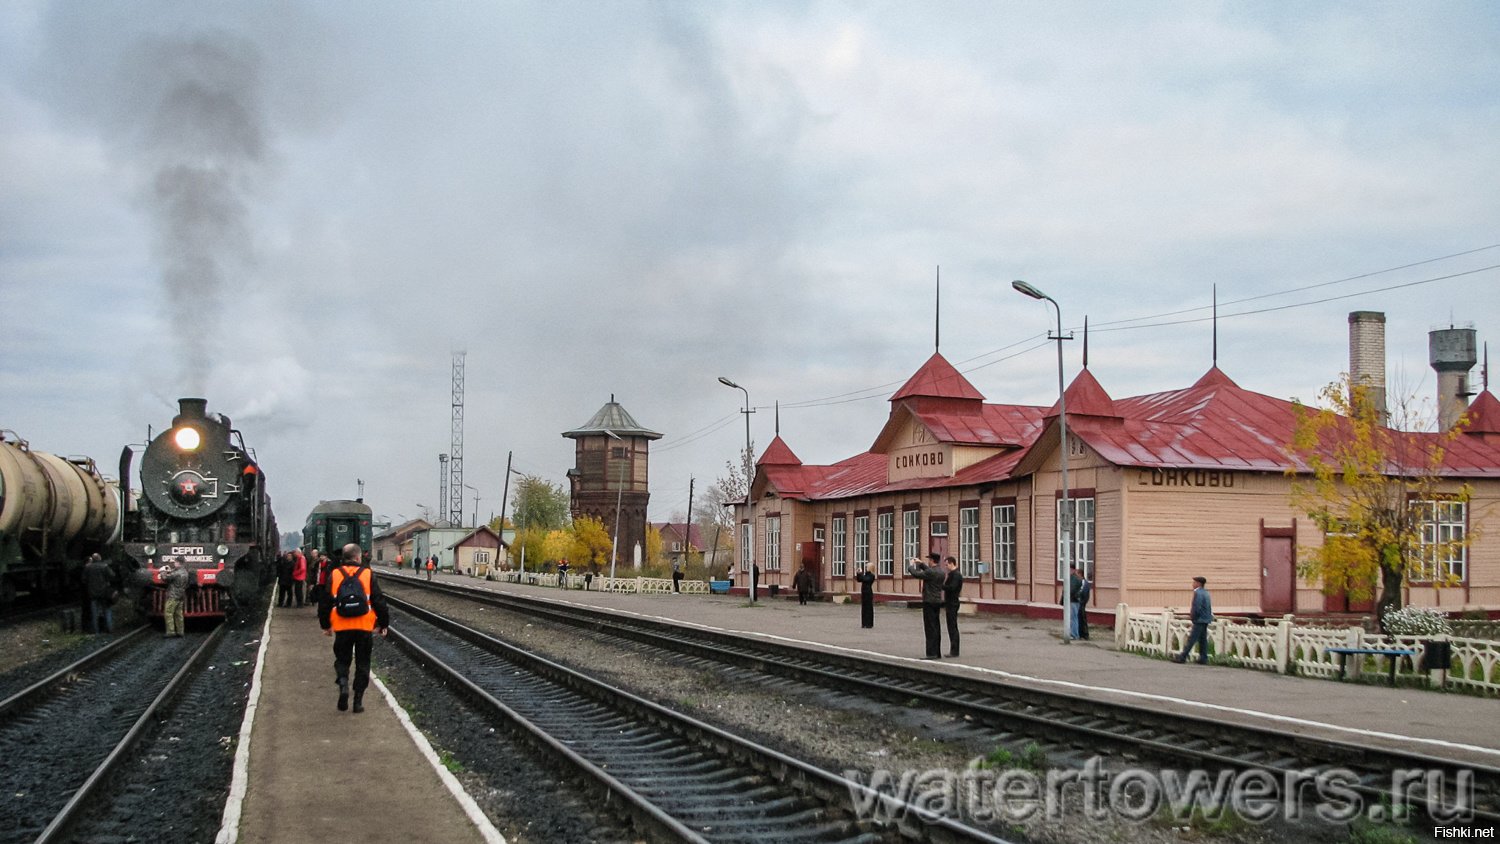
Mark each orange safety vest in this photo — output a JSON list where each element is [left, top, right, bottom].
[[328, 566, 377, 632]]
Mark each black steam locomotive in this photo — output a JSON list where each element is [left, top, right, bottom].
[[119, 398, 278, 619]]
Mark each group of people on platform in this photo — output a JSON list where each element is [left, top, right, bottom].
[[905, 553, 966, 658], [393, 552, 439, 580]]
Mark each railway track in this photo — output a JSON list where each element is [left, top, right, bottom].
[[389, 577, 1500, 829], [0, 625, 225, 844], [388, 595, 1014, 843]]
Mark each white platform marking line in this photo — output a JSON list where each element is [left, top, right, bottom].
[[373, 674, 507, 844], [550, 597, 1500, 762], [214, 603, 275, 844]]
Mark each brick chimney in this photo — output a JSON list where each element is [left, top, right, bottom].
[[1348, 311, 1387, 426]]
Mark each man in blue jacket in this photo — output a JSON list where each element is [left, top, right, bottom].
[[1173, 576, 1213, 664]]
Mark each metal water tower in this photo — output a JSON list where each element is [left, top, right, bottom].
[[1430, 325, 1477, 430]]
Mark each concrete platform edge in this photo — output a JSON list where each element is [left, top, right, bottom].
[[214, 605, 275, 844], [372, 674, 507, 844]]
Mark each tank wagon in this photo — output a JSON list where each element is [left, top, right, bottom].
[[119, 398, 278, 618], [302, 499, 373, 560], [0, 432, 122, 604]]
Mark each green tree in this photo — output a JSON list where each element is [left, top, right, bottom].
[[512, 475, 571, 531], [1286, 376, 1473, 628]]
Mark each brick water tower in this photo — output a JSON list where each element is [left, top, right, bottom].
[[563, 397, 662, 569]]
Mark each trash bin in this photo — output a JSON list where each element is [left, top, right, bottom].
[[1421, 640, 1453, 671], [769, 584, 780, 597]]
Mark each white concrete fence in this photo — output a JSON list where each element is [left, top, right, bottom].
[[1114, 604, 1500, 695], [497, 571, 708, 595]]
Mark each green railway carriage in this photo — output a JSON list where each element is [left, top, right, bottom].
[[302, 500, 373, 558]]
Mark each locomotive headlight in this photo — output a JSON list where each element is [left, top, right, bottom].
[[144, 544, 157, 556], [173, 426, 201, 451], [217, 544, 229, 555]]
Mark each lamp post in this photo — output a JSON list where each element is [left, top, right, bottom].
[[717, 376, 756, 602], [464, 484, 481, 528], [1012, 280, 1074, 645], [605, 429, 625, 583]]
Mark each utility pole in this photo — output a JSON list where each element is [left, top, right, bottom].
[[684, 476, 695, 565]]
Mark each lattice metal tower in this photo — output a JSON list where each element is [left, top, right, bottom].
[[438, 453, 449, 524], [449, 351, 466, 527]]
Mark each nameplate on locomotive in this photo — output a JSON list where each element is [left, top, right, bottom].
[[169, 545, 216, 564]]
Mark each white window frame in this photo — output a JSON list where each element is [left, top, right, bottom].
[[902, 508, 921, 561], [766, 516, 782, 572], [854, 515, 870, 572], [832, 517, 847, 577], [1056, 496, 1096, 580], [992, 503, 1016, 581], [959, 506, 980, 577], [1417, 499, 1467, 582], [877, 511, 895, 576]]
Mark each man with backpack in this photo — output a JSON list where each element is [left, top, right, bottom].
[[318, 543, 390, 713]]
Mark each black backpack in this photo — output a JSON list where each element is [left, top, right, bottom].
[[334, 567, 370, 618]]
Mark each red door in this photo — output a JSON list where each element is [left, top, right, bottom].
[[1260, 535, 1294, 614], [801, 540, 823, 588]]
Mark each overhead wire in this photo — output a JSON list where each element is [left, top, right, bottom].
[[651, 245, 1498, 448]]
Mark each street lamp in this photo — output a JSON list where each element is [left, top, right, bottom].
[[718, 376, 756, 602], [464, 484, 481, 529], [605, 429, 625, 583], [1012, 280, 1074, 645]]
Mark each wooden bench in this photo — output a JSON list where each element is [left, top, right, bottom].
[[1325, 647, 1417, 685]]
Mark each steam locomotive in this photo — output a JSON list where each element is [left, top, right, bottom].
[[0, 432, 122, 605], [119, 398, 278, 618]]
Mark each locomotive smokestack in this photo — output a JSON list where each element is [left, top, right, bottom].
[[1348, 311, 1388, 427], [177, 398, 209, 421]]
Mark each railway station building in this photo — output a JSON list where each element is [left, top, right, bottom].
[[732, 317, 1500, 621]]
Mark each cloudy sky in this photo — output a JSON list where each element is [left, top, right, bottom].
[[3, 1, 1497, 533]]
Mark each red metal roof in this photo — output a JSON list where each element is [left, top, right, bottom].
[[890, 353, 985, 402], [1466, 390, 1500, 436], [755, 363, 1500, 504]]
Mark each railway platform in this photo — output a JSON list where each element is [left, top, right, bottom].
[[219, 602, 502, 844], [404, 568, 1500, 769]]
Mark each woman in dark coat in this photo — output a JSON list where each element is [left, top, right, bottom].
[[855, 563, 877, 628]]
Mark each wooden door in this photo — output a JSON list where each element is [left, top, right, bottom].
[[1260, 534, 1294, 614]]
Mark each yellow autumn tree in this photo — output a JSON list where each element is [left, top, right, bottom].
[[571, 515, 613, 568], [645, 524, 664, 568], [542, 529, 574, 565], [1286, 376, 1472, 628]]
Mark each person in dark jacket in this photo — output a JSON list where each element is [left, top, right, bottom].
[[82, 553, 118, 634], [855, 563, 876, 628], [792, 564, 814, 605], [275, 552, 295, 608], [942, 556, 964, 657], [1173, 576, 1214, 664], [907, 553, 947, 659], [318, 543, 391, 713]]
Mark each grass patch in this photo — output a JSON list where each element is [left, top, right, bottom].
[[973, 741, 1047, 772], [437, 749, 465, 774]]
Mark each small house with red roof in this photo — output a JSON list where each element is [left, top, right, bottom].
[[733, 331, 1500, 621]]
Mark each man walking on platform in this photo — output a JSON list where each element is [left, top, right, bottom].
[[907, 554, 946, 659], [319, 543, 389, 713], [942, 555, 964, 657], [1173, 576, 1213, 664]]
